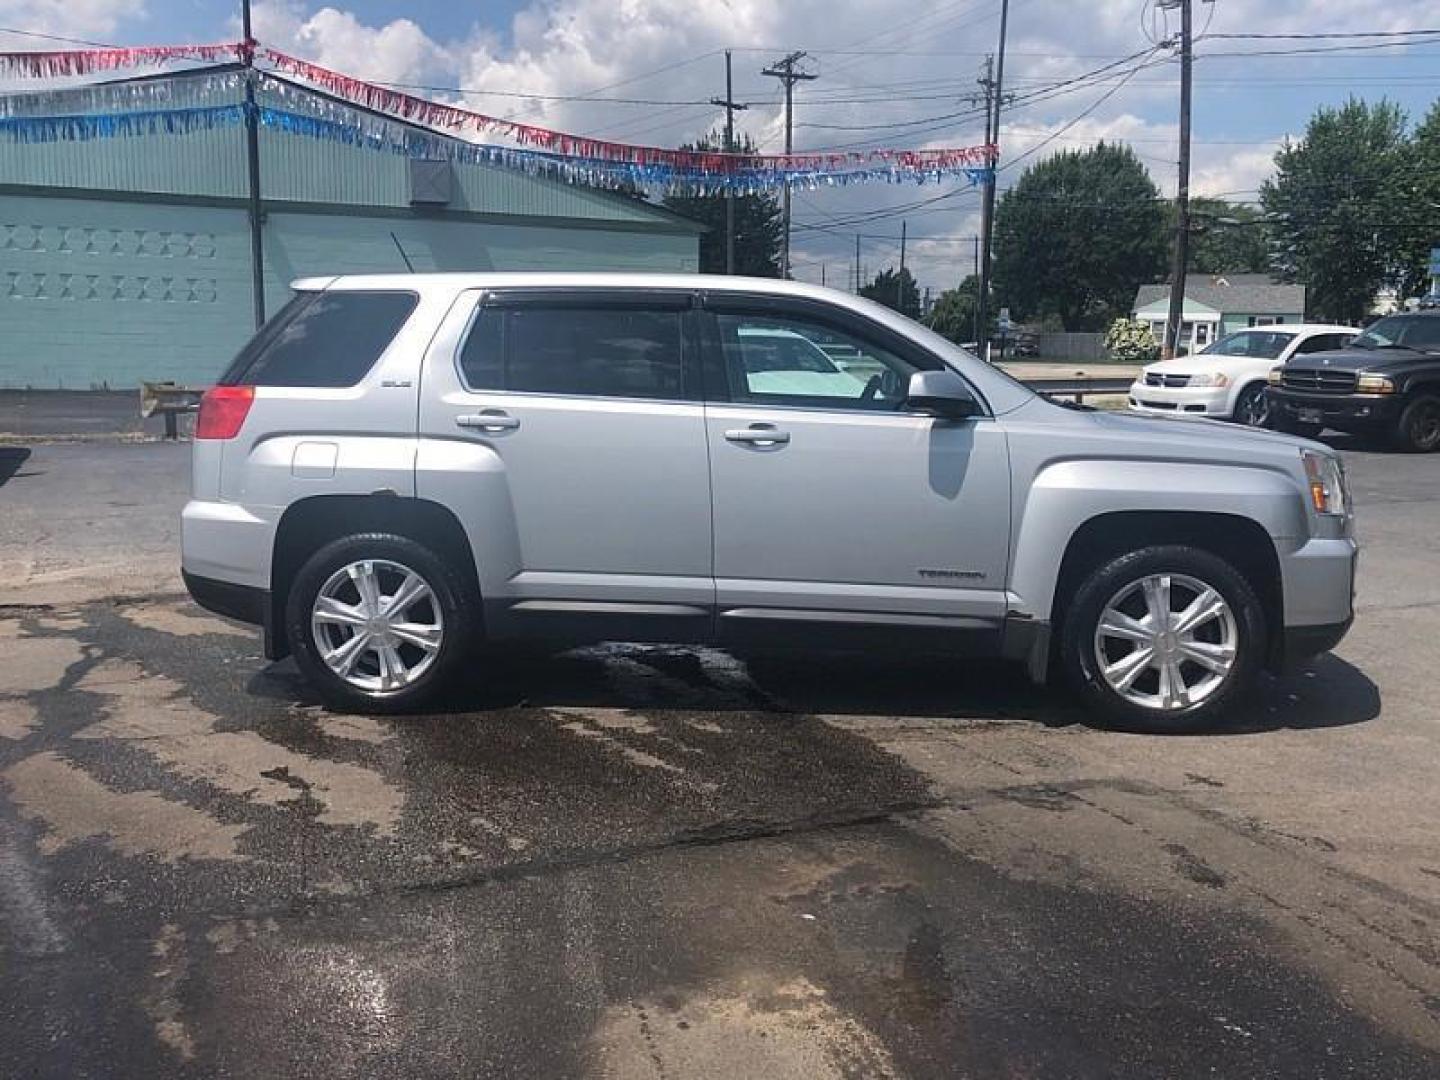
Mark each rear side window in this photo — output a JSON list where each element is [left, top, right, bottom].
[[221, 290, 418, 387], [459, 306, 683, 400]]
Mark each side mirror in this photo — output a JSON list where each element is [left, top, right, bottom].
[[905, 370, 980, 419]]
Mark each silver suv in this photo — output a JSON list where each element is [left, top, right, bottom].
[[182, 274, 1357, 732]]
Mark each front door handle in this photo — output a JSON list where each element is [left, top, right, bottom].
[[456, 410, 520, 432], [724, 424, 790, 446]]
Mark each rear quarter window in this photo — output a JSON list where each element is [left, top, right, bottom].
[[221, 290, 418, 388]]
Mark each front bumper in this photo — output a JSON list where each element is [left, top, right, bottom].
[[1268, 387, 1402, 429], [1127, 382, 1231, 417]]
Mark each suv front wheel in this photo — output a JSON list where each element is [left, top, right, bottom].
[[285, 533, 478, 713], [1392, 393, 1440, 453], [1059, 545, 1266, 732]]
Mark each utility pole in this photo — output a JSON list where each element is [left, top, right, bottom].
[[762, 51, 817, 278], [898, 219, 908, 312], [711, 51, 748, 275], [976, 0, 1011, 361], [855, 233, 862, 294], [241, 0, 265, 328], [1161, 0, 1194, 360], [973, 233, 981, 346]]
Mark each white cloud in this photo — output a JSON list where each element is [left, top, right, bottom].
[[0, 0, 145, 44], [246, 2, 447, 85]]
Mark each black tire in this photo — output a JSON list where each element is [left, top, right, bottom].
[[1232, 382, 1270, 427], [1271, 412, 1323, 439], [1058, 545, 1267, 733], [1391, 394, 1440, 453], [285, 532, 478, 714]]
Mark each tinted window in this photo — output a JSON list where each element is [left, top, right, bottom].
[[460, 306, 684, 400], [1353, 313, 1440, 352], [716, 313, 921, 411], [1295, 333, 1354, 355], [224, 291, 417, 387]]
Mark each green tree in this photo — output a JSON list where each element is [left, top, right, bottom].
[[1260, 99, 1414, 323], [1397, 100, 1440, 299], [859, 266, 921, 319], [925, 275, 985, 343], [662, 132, 784, 277], [1186, 198, 1270, 274], [992, 142, 1168, 330]]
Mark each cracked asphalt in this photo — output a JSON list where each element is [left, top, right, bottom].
[[2, 435, 1440, 1078]]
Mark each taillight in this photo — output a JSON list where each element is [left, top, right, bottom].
[[195, 385, 255, 440]]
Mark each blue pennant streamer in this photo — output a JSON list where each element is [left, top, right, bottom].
[[0, 104, 244, 143], [0, 96, 991, 196]]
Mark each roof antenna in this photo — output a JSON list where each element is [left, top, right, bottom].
[[390, 232, 416, 273]]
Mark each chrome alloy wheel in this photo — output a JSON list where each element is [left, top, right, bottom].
[[311, 559, 444, 695], [1093, 572, 1238, 712]]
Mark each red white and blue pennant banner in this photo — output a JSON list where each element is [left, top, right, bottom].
[[0, 43, 996, 193], [0, 42, 244, 78]]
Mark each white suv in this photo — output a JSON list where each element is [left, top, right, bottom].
[[1129, 324, 1359, 426], [182, 274, 1358, 732]]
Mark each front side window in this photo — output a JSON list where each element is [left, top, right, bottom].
[[715, 313, 922, 411], [1295, 333, 1345, 355], [223, 290, 418, 387], [460, 305, 683, 400], [1206, 330, 1295, 359]]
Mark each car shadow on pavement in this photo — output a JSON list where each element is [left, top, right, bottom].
[[248, 641, 1381, 736], [0, 446, 33, 487]]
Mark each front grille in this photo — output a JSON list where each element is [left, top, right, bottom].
[[1144, 372, 1191, 388], [1281, 368, 1358, 393]]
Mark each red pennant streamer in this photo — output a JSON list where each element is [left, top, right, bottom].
[[0, 42, 246, 78], [259, 49, 995, 172]]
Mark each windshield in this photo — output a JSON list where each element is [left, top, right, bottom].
[[1202, 330, 1295, 359], [1352, 314, 1440, 352]]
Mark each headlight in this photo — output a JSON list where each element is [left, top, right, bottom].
[[1267, 367, 1283, 385], [1189, 372, 1230, 388], [1356, 373, 1395, 394], [1302, 449, 1348, 517]]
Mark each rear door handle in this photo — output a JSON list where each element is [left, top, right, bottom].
[[456, 411, 520, 432], [724, 424, 790, 446]]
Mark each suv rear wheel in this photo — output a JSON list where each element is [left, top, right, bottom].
[[1059, 545, 1266, 733], [1392, 393, 1440, 453], [285, 533, 478, 713]]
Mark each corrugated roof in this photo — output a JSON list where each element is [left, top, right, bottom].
[[1135, 274, 1305, 314], [0, 66, 702, 233]]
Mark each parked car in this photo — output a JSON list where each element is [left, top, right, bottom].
[[1128, 324, 1359, 426], [1267, 309, 1440, 452], [182, 275, 1357, 733]]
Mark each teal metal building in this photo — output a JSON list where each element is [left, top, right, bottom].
[[0, 67, 703, 389]]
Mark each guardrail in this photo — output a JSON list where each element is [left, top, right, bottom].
[[1021, 375, 1133, 403], [139, 382, 204, 440]]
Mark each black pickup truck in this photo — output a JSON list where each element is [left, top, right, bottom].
[[1267, 309, 1440, 452]]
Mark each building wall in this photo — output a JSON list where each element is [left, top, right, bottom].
[[0, 191, 698, 388], [1219, 312, 1305, 336]]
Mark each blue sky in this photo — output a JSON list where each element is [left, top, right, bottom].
[[3, 0, 1437, 289]]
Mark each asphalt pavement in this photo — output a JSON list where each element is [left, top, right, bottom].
[[1, 427, 1439, 1078]]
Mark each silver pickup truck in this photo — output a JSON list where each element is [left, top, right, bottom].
[[181, 274, 1357, 732]]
